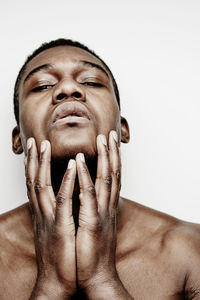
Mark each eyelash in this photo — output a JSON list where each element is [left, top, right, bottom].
[[31, 81, 104, 92], [32, 85, 54, 92], [82, 82, 104, 87]]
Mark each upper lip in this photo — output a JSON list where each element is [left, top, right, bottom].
[[52, 101, 91, 123]]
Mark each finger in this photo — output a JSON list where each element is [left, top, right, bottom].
[[26, 138, 40, 218], [24, 156, 27, 168], [95, 134, 111, 213], [55, 159, 76, 228], [35, 140, 55, 220], [76, 153, 98, 218], [109, 131, 121, 210], [95, 135, 107, 195]]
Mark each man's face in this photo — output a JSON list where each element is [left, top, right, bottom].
[[18, 46, 121, 158]]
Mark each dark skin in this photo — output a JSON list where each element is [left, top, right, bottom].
[[26, 133, 129, 300], [0, 46, 200, 299]]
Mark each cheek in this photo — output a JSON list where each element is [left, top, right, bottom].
[[19, 101, 48, 142], [93, 98, 120, 133]]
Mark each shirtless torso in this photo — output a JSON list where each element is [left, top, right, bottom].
[[1, 198, 200, 300]]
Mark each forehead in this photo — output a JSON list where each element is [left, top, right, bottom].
[[24, 46, 106, 77]]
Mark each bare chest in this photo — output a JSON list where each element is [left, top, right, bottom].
[[116, 249, 185, 300]]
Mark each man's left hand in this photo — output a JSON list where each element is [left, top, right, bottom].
[[76, 131, 121, 290]]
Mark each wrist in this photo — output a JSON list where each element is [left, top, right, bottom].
[[85, 274, 132, 300], [30, 277, 74, 300]]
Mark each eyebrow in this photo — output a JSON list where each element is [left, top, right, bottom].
[[79, 60, 109, 78], [23, 64, 54, 84], [23, 60, 109, 84]]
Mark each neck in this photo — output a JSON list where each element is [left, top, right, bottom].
[[50, 155, 97, 228]]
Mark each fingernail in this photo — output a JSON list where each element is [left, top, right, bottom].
[[100, 135, 107, 146], [111, 131, 118, 143], [40, 141, 46, 153], [68, 159, 75, 169], [27, 138, 33, 150], [79, 153, 85, 163]]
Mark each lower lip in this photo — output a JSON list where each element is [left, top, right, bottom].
[[53, 116, 90, 126]]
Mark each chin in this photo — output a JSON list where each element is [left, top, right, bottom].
[[48, 126, 98, 159], [51, 142, 97, 160]]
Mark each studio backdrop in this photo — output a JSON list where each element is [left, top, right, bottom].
[[0, 0, 200, 223]]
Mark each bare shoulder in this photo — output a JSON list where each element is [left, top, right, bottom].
[[0, 203, 34, 260], [119, 198, 200, 298], [0, 204, 35, 299], [0, 203, 34, 254], [0, 205, 34, 261], [120, 197, 200, 243], [162, 218, 200, 299]]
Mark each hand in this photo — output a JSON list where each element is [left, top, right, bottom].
[[25, 138, 76, 299], [75, 131, 121, 290]]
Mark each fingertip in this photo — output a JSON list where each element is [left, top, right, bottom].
[[97, 134, 108, 152], [110, 130, 118, 144], [96, 135, 101, 151], [76, 153, 85, 163], [40, 140, 51, 153], [24, 156, 27, 167], [27, 137, 34, 150], [100, 134, 107, 146], [45, 140, 51, 148], [40, 141, 47, 153], [67, 159, 76, 169]]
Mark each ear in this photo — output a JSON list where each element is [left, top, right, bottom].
[[120, 116, 130, 143], [12, 126, 23, 154]]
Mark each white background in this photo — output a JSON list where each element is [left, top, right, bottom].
[[0, 0, 200, 222]]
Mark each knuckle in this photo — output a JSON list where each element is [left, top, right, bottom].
[[81, 166, 88, 174], [112, 170, 121, 181], [79, 214, 102, 234], [85, 185, 96, 197], [103, 175, 112, 186], [34, 180, 51, 193], [54, 221, 75, 238], [34, 180, 44, 192], [26, 177, 34, 190], [56, 192, 67, 206]]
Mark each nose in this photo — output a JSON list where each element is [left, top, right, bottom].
[[52, 78, 85, 104]]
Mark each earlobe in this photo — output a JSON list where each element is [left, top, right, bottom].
[[120, 116, 130, 143], [12, 126, 23, 154]]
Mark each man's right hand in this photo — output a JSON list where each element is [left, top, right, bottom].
[[25, 138, 76, 299]]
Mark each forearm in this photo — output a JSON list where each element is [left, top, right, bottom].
[[86, 277, 134, 300]]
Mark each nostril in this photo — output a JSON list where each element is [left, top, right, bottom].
[[56, 91, 82, 101], [57, 93, 66, 101], [72, 91, 82, 98]]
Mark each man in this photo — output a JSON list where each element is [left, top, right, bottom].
[[0, 38, 200, 300]]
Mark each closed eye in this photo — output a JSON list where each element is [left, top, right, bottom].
[[82, 82, 104, 87], [31, 84, 55, 92]]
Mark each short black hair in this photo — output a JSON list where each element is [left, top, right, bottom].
[[13, 38, 120, 124]]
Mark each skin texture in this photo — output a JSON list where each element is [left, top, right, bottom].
[[1, 46, 200, 299]]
